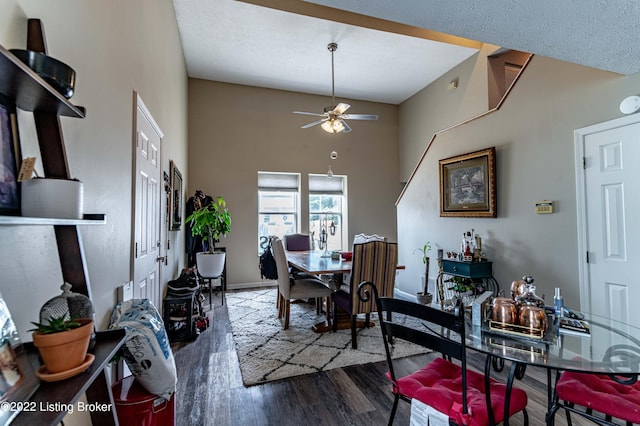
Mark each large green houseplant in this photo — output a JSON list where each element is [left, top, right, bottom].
[[185, 196, 231, 277]]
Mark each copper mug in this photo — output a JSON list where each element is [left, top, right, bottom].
[[492, 298, 518, 325], [518, 306, 547, 332]]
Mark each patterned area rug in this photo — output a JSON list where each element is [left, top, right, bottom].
[[227, 288, 429, 386]]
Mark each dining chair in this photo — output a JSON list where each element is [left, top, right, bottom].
[[283, 233, 312, 251], [331, 240, 397, 349], [352, 233, 387, 244], [339, 234, 387, 290], [282, 232, 326, 313], [550, 344, 640, 425], [272, 236, 331, 329], [283, 233, 317, 278], [358, 281, 529, 426]]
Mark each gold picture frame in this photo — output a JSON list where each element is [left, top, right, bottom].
[[169, 160, 183, 230], [439, 147, 497, 218]]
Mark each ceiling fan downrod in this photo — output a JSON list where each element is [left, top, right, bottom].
[[328, 42, 337, 107]]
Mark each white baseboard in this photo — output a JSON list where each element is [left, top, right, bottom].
[[394, 288, 418, 302]]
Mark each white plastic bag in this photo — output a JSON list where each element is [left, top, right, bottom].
[[110, 299, 176, 400]]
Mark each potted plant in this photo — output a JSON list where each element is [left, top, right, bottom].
[[185, 195, 231, 277], [30, 315, 93, 374], [413, 242, 432, 304]]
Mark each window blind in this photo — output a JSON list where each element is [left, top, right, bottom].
[[309, 174, 345, 194], [258, 172, 299, 192]]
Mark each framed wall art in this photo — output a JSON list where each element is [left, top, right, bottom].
[[0, 291, 39, 424], [439, 147, 497, 218], [0, 98, 21, 215], [170, 160, 183, 230]]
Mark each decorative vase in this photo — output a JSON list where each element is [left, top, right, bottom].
[[32, 318, 93, 374], [21, 177, 83, 219], [196, 251, 226, 278]]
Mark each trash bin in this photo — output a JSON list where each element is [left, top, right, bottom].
[[112, 375, 175, 426]]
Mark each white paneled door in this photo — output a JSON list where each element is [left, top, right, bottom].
[[133, 94, 164, 310], [576, 114, 640, 326]]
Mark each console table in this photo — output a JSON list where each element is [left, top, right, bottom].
[[436, 258, 499, 304]]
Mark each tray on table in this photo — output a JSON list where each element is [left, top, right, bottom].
[[485, 319, 555, 343]]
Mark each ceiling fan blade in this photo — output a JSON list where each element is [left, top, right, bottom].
[[333, 103, 350, 114], [342, 114, 379, 121], [339, 119, 352, 133], [301, 118, 328, 129], [293, 111, 326, 117]]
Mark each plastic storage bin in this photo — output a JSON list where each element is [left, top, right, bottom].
[[112, 375, 175, 426]]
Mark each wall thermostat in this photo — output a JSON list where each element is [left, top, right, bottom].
[[535, 200, 554, 214]]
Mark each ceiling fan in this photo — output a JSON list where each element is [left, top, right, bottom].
[[294, 42, 378, 134]]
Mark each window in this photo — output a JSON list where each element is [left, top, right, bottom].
[[309, 174, 347, 252], [258, 172, 300, 251]]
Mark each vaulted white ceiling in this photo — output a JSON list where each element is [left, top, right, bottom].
[[173, 0, 639, 105]]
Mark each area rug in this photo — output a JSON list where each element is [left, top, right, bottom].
[[226, 288, 430, 386]]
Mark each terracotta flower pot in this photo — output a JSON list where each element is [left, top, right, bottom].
[[32, 318, 93, 374]]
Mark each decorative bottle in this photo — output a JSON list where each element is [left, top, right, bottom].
[[554, 287, 564, 318]]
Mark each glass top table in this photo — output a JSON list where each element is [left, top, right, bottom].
[[439, 308, 640, 425], [467, 311, 640, 375]]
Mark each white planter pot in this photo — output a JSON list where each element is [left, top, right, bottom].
[[21, 178, 83, 219], [196, 251, 226, 278]]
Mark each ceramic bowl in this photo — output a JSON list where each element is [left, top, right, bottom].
[[10, 49, 76, 98]]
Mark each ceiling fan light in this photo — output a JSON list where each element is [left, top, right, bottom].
[[321, 119, 345, 134]]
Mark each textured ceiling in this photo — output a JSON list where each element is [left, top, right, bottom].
[[173, 0, 637, 106], [307, 0, 640, 75]]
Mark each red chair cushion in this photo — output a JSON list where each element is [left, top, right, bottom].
[[386, 357, 528, 426], [556, 370, 640, 423]]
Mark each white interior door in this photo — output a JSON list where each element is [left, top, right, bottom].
[[576, 114, 640, 325], [133, 94, 164, 310]]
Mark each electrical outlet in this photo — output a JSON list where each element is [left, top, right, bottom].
[[535, 200, 554, 214]]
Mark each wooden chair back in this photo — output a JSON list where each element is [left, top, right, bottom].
[[349, 241, 397, 315]]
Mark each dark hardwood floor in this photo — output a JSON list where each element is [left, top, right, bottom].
[[172, 289, 590, 426]]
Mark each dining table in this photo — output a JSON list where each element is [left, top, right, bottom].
[[462, 310, 640, 425], [286, 250, 352, 280], [285, 249, 404, 332]]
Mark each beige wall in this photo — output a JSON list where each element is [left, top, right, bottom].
[[2, 0, 638, 339], [0, 0, 188, 340], [188, 79, 400, 286], [397, 52, 640, 309]]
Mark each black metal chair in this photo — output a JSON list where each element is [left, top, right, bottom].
[[360, 281, 529, 426]]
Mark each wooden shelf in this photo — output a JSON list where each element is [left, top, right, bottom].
[[1, 19, 120, 425], [0, 214, 106, 226], [0, 45, 85, 118], [12, 329, 126, 426]]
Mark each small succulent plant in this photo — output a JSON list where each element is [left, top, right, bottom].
[[29, 315, 82, 334]]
